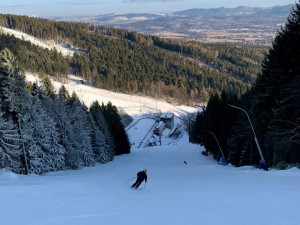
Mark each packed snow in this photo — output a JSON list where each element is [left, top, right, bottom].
[[0, 73, 298, 225], [1, 133, 300, 225]]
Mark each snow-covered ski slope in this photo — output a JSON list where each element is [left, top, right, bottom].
[[1, 74, 300, 225], [1, 134, 300, 225], [0, 26, 79, 57], [26, 73, 196, 147], [26, 74, 196, 118], [0, 42, 296, 224]]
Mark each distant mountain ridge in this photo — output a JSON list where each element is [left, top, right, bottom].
[[172, 5, 292, 17], [60, 4, 293, 45]]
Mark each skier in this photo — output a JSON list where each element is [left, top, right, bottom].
[[131, 169, 147, 189]]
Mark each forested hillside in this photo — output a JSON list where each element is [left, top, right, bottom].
[[190, 2, 300, 169], [0, 14, 266, 104], [0, 33, 69, 77], [0, 48, 130, 174]]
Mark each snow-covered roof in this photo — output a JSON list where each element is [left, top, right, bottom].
[[160, 113, 174, 119]]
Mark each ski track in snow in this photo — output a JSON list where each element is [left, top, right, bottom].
[[1, 116, 300, 225], [1, 139, 300, 225]]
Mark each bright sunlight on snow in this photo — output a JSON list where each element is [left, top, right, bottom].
[[0, 26, 78, 57], [0, 73, 299, 225], [1, 134, 300, 225]]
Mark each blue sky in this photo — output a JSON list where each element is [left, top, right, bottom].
[[0, 0, 295, 18]]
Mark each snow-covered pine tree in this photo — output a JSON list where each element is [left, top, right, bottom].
[[31, 82, 45, 97], [0, 48, 66, 174], [90, 101, 115, 161], [0, 48, 33, 174], [31, 83, 67, 172], [0, 48, 31, 118], [88, 113, 112, 163], [41, 92, 78, 169], [67, 92, 95, 168], [0, 109, 23, 173], [27, 96, 66, 174]]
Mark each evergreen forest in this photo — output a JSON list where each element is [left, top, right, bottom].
[[190, 2, 300, 169], [1, 1, 298, 172], [0, 14, 267, 104], [0, 48, 130, 174]]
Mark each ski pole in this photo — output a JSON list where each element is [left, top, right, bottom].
[[124, 176, 136, 183], [144, 182, 147, 189]]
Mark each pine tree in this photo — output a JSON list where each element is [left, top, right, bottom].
[[251, 1, 300, 167], [201, 93, 221, 158], [0, 48, 32, 174], [90, 101, 115, 161], [42, 95, 77, 169], [101, 102, 130, 155], [58, 85, 70, 100], [88, 113, 113, 163], [66, 92, 94, 168], [0, 109, 23, 173], [1, 48, 68, 174], [190, 111, 205, 145], [27, 96, 65, 174], [40, 75, 55, 97]]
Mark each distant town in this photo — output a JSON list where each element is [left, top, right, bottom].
[[61, 5, 292, 45]]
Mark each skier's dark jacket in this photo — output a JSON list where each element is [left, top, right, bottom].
[[137, 171, 147, 182]]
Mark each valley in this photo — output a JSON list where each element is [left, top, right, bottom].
[[61, 5, 293, 45]]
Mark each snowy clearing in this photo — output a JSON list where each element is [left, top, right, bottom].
[[1, 26, 78, 57]]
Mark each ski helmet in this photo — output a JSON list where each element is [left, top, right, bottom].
[[143, 169, 147, 172]]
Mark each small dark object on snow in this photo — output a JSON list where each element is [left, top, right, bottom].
[[131, 169, 147, 189], [184, 161, 187, 164], [202, 151, 208, 156], [259, 160, 268, 171], [219, 157, 228, 166]]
